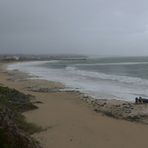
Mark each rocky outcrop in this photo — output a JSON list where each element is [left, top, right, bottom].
[[82, 97, 148, 124]]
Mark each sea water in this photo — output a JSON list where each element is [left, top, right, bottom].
[[7, 56, 148, 102]]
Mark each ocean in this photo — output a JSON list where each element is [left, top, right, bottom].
[[7, 56, 148, 102]]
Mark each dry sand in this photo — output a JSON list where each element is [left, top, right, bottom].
[[1, 62, 148, 148]]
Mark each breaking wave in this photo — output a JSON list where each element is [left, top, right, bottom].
[[65, 66, 148, 85]]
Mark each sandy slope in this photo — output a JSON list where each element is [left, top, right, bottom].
[[1, 62, 148, 148]]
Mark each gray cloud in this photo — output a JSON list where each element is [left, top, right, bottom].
[[0, 0, 148, 56]]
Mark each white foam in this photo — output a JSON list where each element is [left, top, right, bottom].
[[65, 66, 148, 86], [76, 61, 148, 66], [7, 61, 148, 102]]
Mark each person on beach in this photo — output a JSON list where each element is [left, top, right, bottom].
[[139, 97, 143, 104], [135, 97, 143, 104], [135, 97, 139, 104]]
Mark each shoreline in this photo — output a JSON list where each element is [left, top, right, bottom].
[[1, 62, 148, 148], [7, 60, 139, 102], [5, 62, 148, 124]]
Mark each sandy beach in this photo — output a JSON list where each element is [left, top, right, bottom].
[[1, 62, 148, 148]]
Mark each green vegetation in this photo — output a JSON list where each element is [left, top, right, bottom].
[[0, 86, 37, 112], [15, 114, 42, 134], [0, 86, 41, 148]]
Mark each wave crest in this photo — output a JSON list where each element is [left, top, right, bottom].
[[65, 66, 148, 85]]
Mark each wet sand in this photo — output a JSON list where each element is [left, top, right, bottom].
[[1, 62, 148, 148]]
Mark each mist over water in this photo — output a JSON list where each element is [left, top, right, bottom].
[[7, 56, 148, 101]]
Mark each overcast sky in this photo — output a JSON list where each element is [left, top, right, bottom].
[[0, 0, 148, 56]]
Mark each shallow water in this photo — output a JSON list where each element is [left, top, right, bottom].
[[7, 56, 148, 101]]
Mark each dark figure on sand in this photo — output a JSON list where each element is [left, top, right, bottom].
[[135, 97, 148, 104]]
